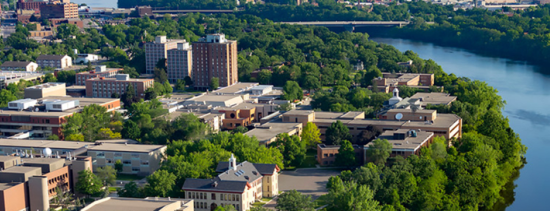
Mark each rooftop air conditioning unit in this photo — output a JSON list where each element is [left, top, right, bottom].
[[8, 99, 37, 110]]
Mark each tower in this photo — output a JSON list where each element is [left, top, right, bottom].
[[388, 88, 403, 106], [229, 154, 237, 171]]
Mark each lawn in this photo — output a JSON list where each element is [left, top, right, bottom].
[[298, 149, 318, 168], [108, 187, 118, 192], [116, 174, 145, 181], [252, 201, 266, 208]]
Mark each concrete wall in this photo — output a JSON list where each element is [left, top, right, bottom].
[[28, 176, 49, 211]]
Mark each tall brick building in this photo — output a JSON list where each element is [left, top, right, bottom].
[[85, 74, 154, 98], [39, 2, 78, 19], [167, 42, 192, 83], [192, 34, 238, 90], [145, 36, 184, 74]]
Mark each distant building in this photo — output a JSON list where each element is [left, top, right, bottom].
[[50, 18, 84, 29], [85, 74, 154, 98], [145, 36, 185, 75], [182, 155, 280, 211], [370, 72, 436, 93], [29, 30, 53, 39], [0, 71, 44, 89], [192, 34, 238, 90], [317, 144, 363, 166], [17, 0, 46, 11], [24, 82, 66, 99], [0, 155, 92, 211], [0, 61, 38, 72], [367, 129, 435, 158], [39, 2, 78, 19], [36, 55, 73, 69], [136, 6, 153, 17], [76, 66, 121, 86], [167, 42, 193, 83], [245, 121, 303, 145]]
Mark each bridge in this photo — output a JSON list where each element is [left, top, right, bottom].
[[279, 21, 410, 31], [152, 10, 235, 14]]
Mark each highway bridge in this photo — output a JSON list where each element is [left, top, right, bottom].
[[152, 10, 235, 14], [279, 21, 411, 31]]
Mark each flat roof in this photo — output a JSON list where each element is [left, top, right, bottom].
[[82, 198, 192, 211], [402, 113, 461, 129], [0, 156, 19, 162], [386, 109, 436, 114], [410, 92, 457, 105], [214, 82, 259, 94], [0, 71, 44, 82], [370, 129, 434, 150], [0, 139, 165, 153], [183, 93, 244, 107], [25, 82, 65, 90], [87, 77, 153, 82], [23, 158, 65, 165], [0, 97, 119, 118], [77, 68, 121, 75], [1, 166, 41, 174], [0, 182, 23, 191], [88, 143, 166, 153], [245, 121, 302, 142], [282, 109, 315, 116]]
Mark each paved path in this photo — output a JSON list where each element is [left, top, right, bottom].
[[278, 168, 341, 199]]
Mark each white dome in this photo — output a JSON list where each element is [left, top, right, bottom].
[[43, 148, 52, 157]]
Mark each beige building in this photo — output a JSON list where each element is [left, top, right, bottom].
[[371, 72, 437, 93], [0, 71, 44, 89], [1, 61, 38, 72], [85, 74, 155, 98], [245, 121, 303, 145], [0, 139, 165, 176], [367, 129, 435, 158], [145, 36, 184, 74], [82, 197, 194, 211], [24, 83, 67, 99], [167, 42, 193, 83], [183, 155, 280, 211], [76, 66, 122, 85], [192, 34, 238, 90], [36, 55, 73, 69]]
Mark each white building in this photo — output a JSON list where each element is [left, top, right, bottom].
[[182, 155, 280, 211], [0, 61, 38, 72], [75, 54, 99, 64]]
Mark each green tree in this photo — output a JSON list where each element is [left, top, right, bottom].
[[282, 81, 303, 101], [366, 139, 392, 166], [276, 190, 314, 211], [154, 67, 168, 83], [122, 83, 138, 107], [175, 79, 186, 91], [56, 70, 76, 84], [258, 69, 272, 84], [325, 120, 352, 145], [271, 133, 306, 167], [163, 80, 173, 94], [56, 23, 79, 39], [210, 77, 219, 91], [47, 134, 60, 140], [118, 181, 144, 198], [276, 102, 293, 112], [43, 73, 57, 83], [114, 160, 123, 172], [63, 104, 111, 142], [122, 66, 140, 78], [0, 89, 17, 107], [144, 170, 177, 197], [301, 122, 321, 148], [122, 120, 141, 140], [75, 170, 102, 197], [233, 126, 248, 134], [326, 176, 381, 211], [95, 166, 117, 186], [335, 140, 357, 167], [184, 76, 193, 87]]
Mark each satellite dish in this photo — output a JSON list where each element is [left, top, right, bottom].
[[419, 116, 423, 120], [43, 148, 52, 157], [395, 113, 403, 120]]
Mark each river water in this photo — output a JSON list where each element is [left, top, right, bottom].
[[71, 0, 117, 8], [370, 38, 550, 210]]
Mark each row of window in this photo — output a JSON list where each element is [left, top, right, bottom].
[[187, 192, 241, 202]]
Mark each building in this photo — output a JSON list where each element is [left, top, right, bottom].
[[409, 92, 457, 106], [316, 144, 363, 166], [371, 72, 436, 93], [0, 71, 44, 89], [0, 139, 166, 176], [167, 106, 225, 132], [74, 54, 99, 65], [281, 108, 462, 141], [367, 129, 435, 159], [17, 0, 46, 11], [85, 74, 154, 98], [167, 42, 193, 83], [145, 36, 184, 74], [39, 2, 78, 19], [136, 6, 153, 17], [0, 61, 38, 72], [76, 66, 121, 86], [81, 197, 194, 211], [0, 155, 92, 211], [36, 55, 73, 69], [24, 83, 66, 99], [0, 97, 120, 138], [29, 30, 54, 39], [50, 18, 84, 29], [192, 34, 238, 90], [244, 121, 303, 145], [182, 155, 280, 211]]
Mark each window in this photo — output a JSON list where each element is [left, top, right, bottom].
[[131, 167, 140, 172], [114, 152, 122, 157], [96, 152, 105, 157], [131, 153, 140, 158], [323, 153, 328, 157], [212, 193, 216, 200], [123, 160, 131, 165], [141, 161, 149, 165]]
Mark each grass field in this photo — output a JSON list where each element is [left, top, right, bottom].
[[116, 174, 145, 181]]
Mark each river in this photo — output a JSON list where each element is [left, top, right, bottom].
[[71, 0, 117, 8], [370, 38, 550, 210]]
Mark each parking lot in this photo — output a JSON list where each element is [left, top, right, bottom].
[[278, 168, 341, 199]]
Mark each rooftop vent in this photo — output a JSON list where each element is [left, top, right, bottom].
[[8, 99, 37, 110], [115, 74, 129, 81]]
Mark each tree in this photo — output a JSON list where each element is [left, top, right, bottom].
[[44, 73, 57, 82], [114, 160, 123, 172], [122, 120, 141, 140], [271, 133, 306, 167], [122, 84, 138, 107], [163, 80, 173, 94], [56, 70, 76, 84], [335, 140, 357, 167], [144, 87, 157, 100], [0, 89, 17, 107], [214, 205, 237, 211], [301, 122, 321, 148], [233, 126, 248, 134], [326, 177, 381, 211], [75, 170, 102, 197], [325, 120, 352, 145], [184, 76, 193, 87], [356, 126, 382, 145], [47, 134, 60, 140], [210, 77, 219, 91], [62, 104, 111, 142], [282, 81, 303, 101], [118, 181, 144, 198], [175, 79, 186, 91], [258, 69, 272, 84], [154, 67, 168, 83], [122, 66, 140, 78], [144, 170, 176, 197], [276, 190, 314, 211], [56, 23, 79, 39], [303, 75, 321, 92], [97, 128, 121, 139], [95, 166, 117, 186], [276, 102, 293, 112], [366, 139, 392, 166]]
